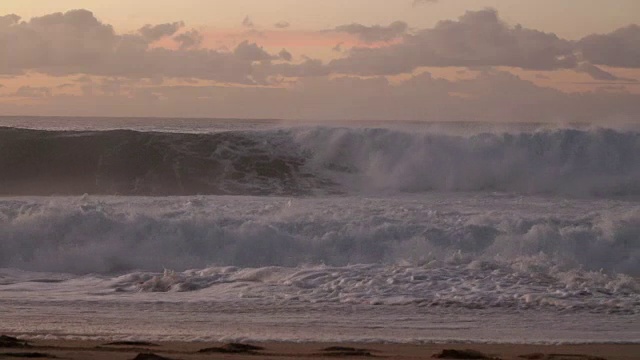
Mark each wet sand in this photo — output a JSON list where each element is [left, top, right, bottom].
[[0, 335, 638, 360]]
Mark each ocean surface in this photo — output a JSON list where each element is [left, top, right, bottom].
[[0, 117, 638, 344]]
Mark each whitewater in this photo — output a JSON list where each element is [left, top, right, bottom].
[[0, 117, 638, 344]]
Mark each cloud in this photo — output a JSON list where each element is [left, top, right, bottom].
[[257, 58, 330, 78], [325, 11, 640, 80], [5, 71, 638, 123], [233, 40, 273, 62], [279, 49, 293, 62], [173, 29, 203, 50], [242, 15, 254, 28], [334, 21, 408, 43], [578, 25, 640, 68], [575, 62, 636, 82], [0, 8, 638, 89], [0, 14, 20, 27], [412, 0, 438, 6], [0, 9, 117, 74], [329, 9, 577, 75], [139, 21, 184, 42], [74, 75, 93, 83], [12, 86, 52, 98], [274, 21, 290, 29], [0, 9, 280, 84]]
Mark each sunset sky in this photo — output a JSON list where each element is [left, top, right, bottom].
[[1, 0, 639, 122]]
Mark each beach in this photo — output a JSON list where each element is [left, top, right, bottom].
[[2, 336, 639, 360]]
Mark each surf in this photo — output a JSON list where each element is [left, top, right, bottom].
[[1, 126, 638, 198]]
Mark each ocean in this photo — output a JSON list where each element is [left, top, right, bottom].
[[0, 117, 638, 344]]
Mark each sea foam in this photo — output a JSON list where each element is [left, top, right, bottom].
[[1, 195, 638, 276]]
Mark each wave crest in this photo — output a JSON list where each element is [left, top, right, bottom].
[[298, 127, 640, 197]]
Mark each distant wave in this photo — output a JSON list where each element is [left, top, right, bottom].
[[1, 126, 639, 197]]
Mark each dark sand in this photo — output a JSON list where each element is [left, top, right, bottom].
[[0, 336, 638, 360]]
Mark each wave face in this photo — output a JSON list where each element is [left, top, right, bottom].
[[1, 126, 639, 197], [0, 127, 324, 196]]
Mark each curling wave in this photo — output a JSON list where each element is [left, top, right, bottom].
[[0, 126, 639, 197]]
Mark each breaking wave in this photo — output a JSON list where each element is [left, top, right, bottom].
[[0, 126, 639, 197], [1, 196, 638, 276], [0, 195, 638, 313], [105, 263, 638, 313]]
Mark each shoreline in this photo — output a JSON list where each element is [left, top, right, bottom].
[[8, 334, 640, 346], [1, 336, 639, 360]]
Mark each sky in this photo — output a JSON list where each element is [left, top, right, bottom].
[[0, 0, 639, 122]]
